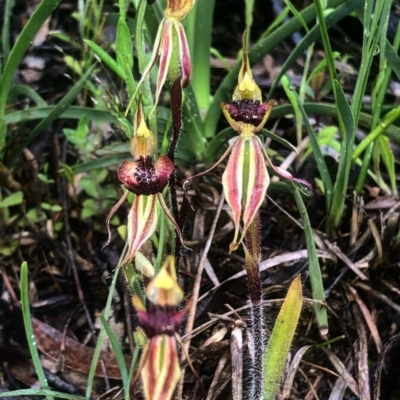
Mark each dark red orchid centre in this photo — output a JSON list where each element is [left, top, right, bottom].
[[225, 100, 270, 127], [136, 306, 185, 338], [118, 155, 174, 196]]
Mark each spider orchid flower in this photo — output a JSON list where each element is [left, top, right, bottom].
[[126, 0, 195, 116], [185, 36, 312, 253], [105, 103, 186, 274], [130, 256, 188, 400]]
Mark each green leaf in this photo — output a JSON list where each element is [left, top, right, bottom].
[[0, 0, 63, 150], [20, 262, 54, 400], [4, 106, 117, 125], [10, 64, 97, 167], [100, 316, 129, 388], [116, 18, 133, 70], [263, 275, 302, 400], [84, 41, 126, 81], [0, 390, 86, 400], [0, 191, 23, 208], [329, 80, 355, 228], [291, 182, 328, 333], [8, 84, 48, 107]]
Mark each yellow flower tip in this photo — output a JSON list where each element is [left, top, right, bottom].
[[153, 268, 174, 290], [132, 294, 146, 311], [238, 72, 256, 94], [229, 241, 240, 253], [136, 119, 152, 138], [164, 0, 195, 21], [146, 256, 184, 306]]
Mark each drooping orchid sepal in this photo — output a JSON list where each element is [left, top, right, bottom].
[[223, 136, 270, 253]]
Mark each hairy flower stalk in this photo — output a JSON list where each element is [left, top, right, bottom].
[[105, 101, 186, 273], [126, 0, 195, 116], [130, 256, 188, 400]]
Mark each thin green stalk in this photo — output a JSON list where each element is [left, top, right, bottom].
[[20, 262, 54, 400], [0, 0, 62, 151], [1, 0, 15, 73], [355, 8, 400, 193], [352, 105, 400, 161], [85, 245, 126, 398], [291, 183, 328, 334]]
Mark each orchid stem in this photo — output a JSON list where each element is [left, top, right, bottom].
[[244, 216, 264, 400]]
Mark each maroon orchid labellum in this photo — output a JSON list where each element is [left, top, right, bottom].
[[104, 102, 186, 273], [130, 256, 189, 400], [184, 35, 312, 253], [126, 0, 194, 116]]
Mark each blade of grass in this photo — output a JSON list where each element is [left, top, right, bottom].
[[84, 39, 126, 79], [8, 84, 48, 108], [9, 64, 96, 167], [0, 0, 62, 151], [0, 389, 86, 399], [291, 183, 328, 334], [85, 249, 125, 398], [329, 81, 355, 228], [262, 275, 302, 400], [125, 334, 141, 400], [20, 262, 54, 400], [1, 0, 15, 73], [185, 0, 215, 113], [287, 82, 333, 212], [4, 106, 117, 125], [100, 316, 128, 389]]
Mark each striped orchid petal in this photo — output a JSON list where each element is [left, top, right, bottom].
[[141, 335, 181, 400], [239, 137, 270, 250], [222, 137, 243, 253], [175, 21, 191, 87], [123, 194, 158, 272]]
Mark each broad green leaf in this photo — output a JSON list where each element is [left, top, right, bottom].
[[0, 191, 23, 208], [116, 18, 134, 70], [263, 275, 302, 400]]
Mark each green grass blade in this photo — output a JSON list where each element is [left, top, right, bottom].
[[9, 64, 96, 166], [288, 84, 333, 211], [263, 275, 302, 400], [268, 102, 400, 144], [4, 106, 117, 125], [85, 39, 126, 79], [291, 183, 328, 334], [100, 316, 128, 389], [20, 262, 54, 400], [71, 153, 130, 173], [0, 389, 86, 399], [0, 0, 62, 150], [352, 105, 400, 160], [329, 80, 355, 228], [125, 340, 141, 400], [203, 0, 362, 139], [1, 0, 15, 73], [86, 261, 123, 398], [8, 84, 48, 107], [185, 0, 215, 113], [268, 1, 354, 99]]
